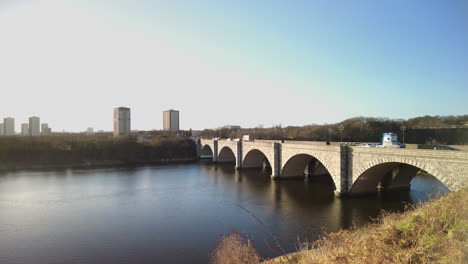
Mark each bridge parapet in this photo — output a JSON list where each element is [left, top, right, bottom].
[[350, 147, 468, 159], [243, 141, 276, 147]]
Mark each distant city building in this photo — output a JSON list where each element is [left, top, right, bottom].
[[41, 123, 51, 135], [0, 123, 3, 136], [113, 107, 131, 136], [86, 127, 94, 134], [163, 109, 179, 132], [21, 123, 29, 136], [29, 116, 40, 136], [3, 117, 15, 136]]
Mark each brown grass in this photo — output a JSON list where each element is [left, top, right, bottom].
[[210, 232, 262, 264], [212, 189, 468, 264], [266, 188, 468, 264]]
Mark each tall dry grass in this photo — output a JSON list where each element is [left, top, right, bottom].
[[210, 232, 261, 264], [287, 188, 468, 264]]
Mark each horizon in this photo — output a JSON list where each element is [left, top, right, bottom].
[[1, 0, 467, 132], [1, 113, 466, 133]]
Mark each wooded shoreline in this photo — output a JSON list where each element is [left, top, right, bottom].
[[0, 135, 198, 171]]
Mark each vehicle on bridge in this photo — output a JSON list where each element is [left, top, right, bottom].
[[417, 144, 460, 151], [380, 132, 405, 148], [242, 135, 254, 142], [358, 133, 405, 148]]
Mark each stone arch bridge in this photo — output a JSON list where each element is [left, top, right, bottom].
[[199, 139, 468, 196]]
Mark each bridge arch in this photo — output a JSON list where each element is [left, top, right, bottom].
[[242, 149, 271, 169], [218, 146, 236, 163], [200, 145, 214, 158], [281, 154, 337, 189], [351, 159, 451, 195]]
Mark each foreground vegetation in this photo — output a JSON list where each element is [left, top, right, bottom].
[[211, 188, 468, 264], [0, 135, 197, 169]]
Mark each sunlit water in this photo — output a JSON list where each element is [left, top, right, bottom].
[[0, 161, 449, 264]]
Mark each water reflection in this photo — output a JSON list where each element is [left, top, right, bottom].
[[200, 162, 449, 255], [0, 162, 449, 264]]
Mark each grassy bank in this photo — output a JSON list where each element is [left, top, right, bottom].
[[0, 135, 197, 170], [211, 188, 468, 264]]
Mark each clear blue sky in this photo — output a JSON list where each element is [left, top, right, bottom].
[[0, 0, 467, 131]]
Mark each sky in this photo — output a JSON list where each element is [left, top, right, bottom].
[[0, 0, 467, 132]]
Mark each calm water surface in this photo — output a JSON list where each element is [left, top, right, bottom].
[[0, 162, 448, 264]]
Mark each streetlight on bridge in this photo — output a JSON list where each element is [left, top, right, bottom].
[[401, 125, 407, 144], [282, 127, 285, 143], [274, 126, 277, 143], [327, 128, 332, 145], [338, 125, 344, 143]]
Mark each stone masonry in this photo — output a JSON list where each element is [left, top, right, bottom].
[[199, 140, 468, 195]]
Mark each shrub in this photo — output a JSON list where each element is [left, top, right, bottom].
[[210, 232, 261, 264]]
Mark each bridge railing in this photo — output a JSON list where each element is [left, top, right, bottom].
[[349, 146, 468, 160]]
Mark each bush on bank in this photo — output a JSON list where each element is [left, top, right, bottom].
[[212, 188, 468, 264], [210, 232, 261, 264], [0, 135, 197, 168]]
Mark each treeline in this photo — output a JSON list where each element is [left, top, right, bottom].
[[0, 135, 197, 169], [199, 115, 468, 145]]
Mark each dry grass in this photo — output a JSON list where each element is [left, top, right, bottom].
[[212, 189, 468, 264], [267, 188, 468, 264], [210, 232, 262, 264]]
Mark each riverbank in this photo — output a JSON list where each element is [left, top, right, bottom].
[[0, 158, 198, 171], [212, 187, 468, 264], [0, 135, 197, 171]]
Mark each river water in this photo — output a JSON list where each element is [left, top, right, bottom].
[[0, 161, 449, 264]]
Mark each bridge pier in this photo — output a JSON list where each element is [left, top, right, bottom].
[[196, 139, 201, 159], [271, 142, 282, 180], [336, 145, 351, 197], [213, 140, 218, 163], [236, 141, 243, 170]]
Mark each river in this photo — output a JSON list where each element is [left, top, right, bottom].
[[0, 161, 449, 264]]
